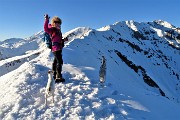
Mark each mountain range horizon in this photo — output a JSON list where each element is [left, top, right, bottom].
[[0, 19, 180, 120]]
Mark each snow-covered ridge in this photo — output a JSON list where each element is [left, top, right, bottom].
[[0, 36, 44, 60], [0, 20, 180, 120], [64, 27, 92, 40], [154, 20, 176, 29]]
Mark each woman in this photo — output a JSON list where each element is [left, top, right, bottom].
[[44, 14, 68, 83]]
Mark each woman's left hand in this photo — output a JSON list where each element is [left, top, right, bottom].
[[63, 37, 68, 41]]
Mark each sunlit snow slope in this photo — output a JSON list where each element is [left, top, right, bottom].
[[0, 20, 180, 120]]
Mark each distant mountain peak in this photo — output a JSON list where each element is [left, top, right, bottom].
[[153, 19, 176, 28]]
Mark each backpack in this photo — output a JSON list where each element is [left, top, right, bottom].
[[43, 32, 52, 49]]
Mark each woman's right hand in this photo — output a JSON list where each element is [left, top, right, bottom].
[[44, 14, 50, 19]]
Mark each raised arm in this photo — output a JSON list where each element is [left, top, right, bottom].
[[44, 14, 52, 34]]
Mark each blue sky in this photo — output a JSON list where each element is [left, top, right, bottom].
[[0, 0, 179, 41]]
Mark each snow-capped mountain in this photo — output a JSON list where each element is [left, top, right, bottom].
[[0, 20, 180, 120]]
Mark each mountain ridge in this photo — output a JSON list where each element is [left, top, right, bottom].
[[0, 20, 180, 119]]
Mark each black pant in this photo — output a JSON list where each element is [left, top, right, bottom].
[[52, 50, 63, 79]]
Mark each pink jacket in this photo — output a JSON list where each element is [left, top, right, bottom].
[[44, 19, 63, 52]]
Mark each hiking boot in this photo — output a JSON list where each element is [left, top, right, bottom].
[[55, 77, 65, 83]]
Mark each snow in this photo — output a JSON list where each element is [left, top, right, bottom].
[[0, 20, 180, 120]]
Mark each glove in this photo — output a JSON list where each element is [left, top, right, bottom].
[[63, 37, 68, 41], [62, 41, 64, 48], [44, 14, 50, 19]]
